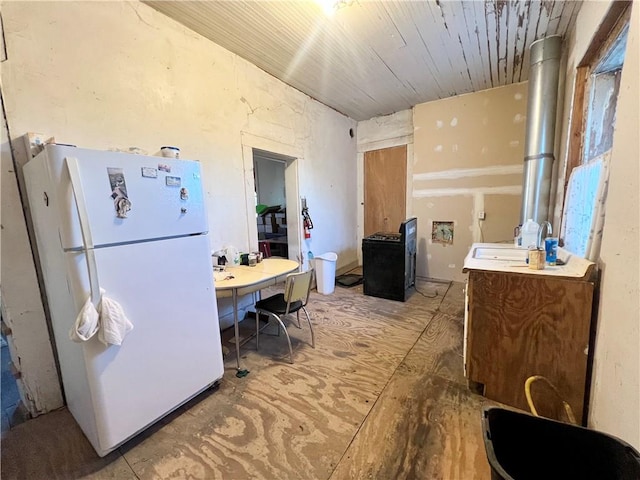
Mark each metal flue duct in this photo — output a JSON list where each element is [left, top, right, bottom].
[[520, 35, 563, 225]]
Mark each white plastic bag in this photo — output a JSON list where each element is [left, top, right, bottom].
[[224, 245, 241, 265]]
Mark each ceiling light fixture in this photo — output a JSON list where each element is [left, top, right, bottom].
[[314, 0, 355, 17]]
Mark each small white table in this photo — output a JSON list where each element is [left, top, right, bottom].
[[214, 258, 299, 373]]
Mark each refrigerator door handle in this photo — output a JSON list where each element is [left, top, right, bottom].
[[66, 156, 101, 307]]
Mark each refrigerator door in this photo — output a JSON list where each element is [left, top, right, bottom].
[[65, 234, 223, 455], [40, 144, 208, 250]]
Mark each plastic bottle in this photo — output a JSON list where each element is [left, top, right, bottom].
[[545, 237, 558, 265], [520, 219, 540, 249]]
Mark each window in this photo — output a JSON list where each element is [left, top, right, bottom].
[[582, 24, 628, 163], [560, 3, 630, 260]]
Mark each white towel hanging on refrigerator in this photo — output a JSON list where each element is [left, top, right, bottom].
[[97, 289, 133, 346], [70, 289, 133, 346], [69, 296, 100, 342]]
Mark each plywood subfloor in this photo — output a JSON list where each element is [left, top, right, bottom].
[[1, 279, 506, 479]]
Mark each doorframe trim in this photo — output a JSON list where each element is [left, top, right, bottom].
[[240, 132, 303, 267]]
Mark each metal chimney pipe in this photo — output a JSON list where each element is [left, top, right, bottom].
[[519, 35, 562, 225]]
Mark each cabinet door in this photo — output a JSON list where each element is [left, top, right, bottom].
[[466, 271, 594, 423]]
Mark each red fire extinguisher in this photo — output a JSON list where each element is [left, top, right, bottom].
[[302, 198, 313, 239], [304, 218, 312, 239]]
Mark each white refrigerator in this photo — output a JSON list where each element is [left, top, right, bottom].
[[23, 144, 224, 457]]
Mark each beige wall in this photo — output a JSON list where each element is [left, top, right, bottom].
[[1, 1, 357, 413], [412, 83, 528, 281], [557, 1, 639, 448]]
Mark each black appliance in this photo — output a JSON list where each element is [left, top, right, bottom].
[[362, 217, 417, 302]]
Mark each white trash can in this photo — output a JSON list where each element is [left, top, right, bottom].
[[315, 252, 338, 295]]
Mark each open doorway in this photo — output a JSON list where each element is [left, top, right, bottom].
[[241, 133, 303, 269], [253, 151, 289, 258]]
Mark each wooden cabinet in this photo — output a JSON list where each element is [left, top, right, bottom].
[[464, 265, 598, 425]]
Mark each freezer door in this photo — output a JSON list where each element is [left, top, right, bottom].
[[40, 145, 209, 249], [66, 234, 224, 455]]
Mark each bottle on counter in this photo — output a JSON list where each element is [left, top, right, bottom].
[[545, 237, 559, 265], [521, 219, 539, 249]]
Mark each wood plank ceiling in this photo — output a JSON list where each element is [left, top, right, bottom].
[[144, 1, 582, 121]]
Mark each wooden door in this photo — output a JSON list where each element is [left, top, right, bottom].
[[364, 145, 407, 236]]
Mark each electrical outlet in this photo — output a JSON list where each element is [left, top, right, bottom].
[[478, 211, 486, 220]]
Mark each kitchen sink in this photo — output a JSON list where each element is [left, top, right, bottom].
[[472, 246, 529, 261]]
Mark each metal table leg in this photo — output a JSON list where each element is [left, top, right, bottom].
[[233, 288, 249, 377]]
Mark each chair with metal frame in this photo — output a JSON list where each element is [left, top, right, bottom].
[[254, 269, 315, 364]]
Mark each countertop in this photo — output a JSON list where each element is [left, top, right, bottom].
[[462, 243, 596, 279]]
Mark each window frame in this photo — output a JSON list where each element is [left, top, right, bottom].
[[560, 2, 631, 228]]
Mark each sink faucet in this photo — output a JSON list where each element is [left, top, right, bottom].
[[537, 221, 552, 248]]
